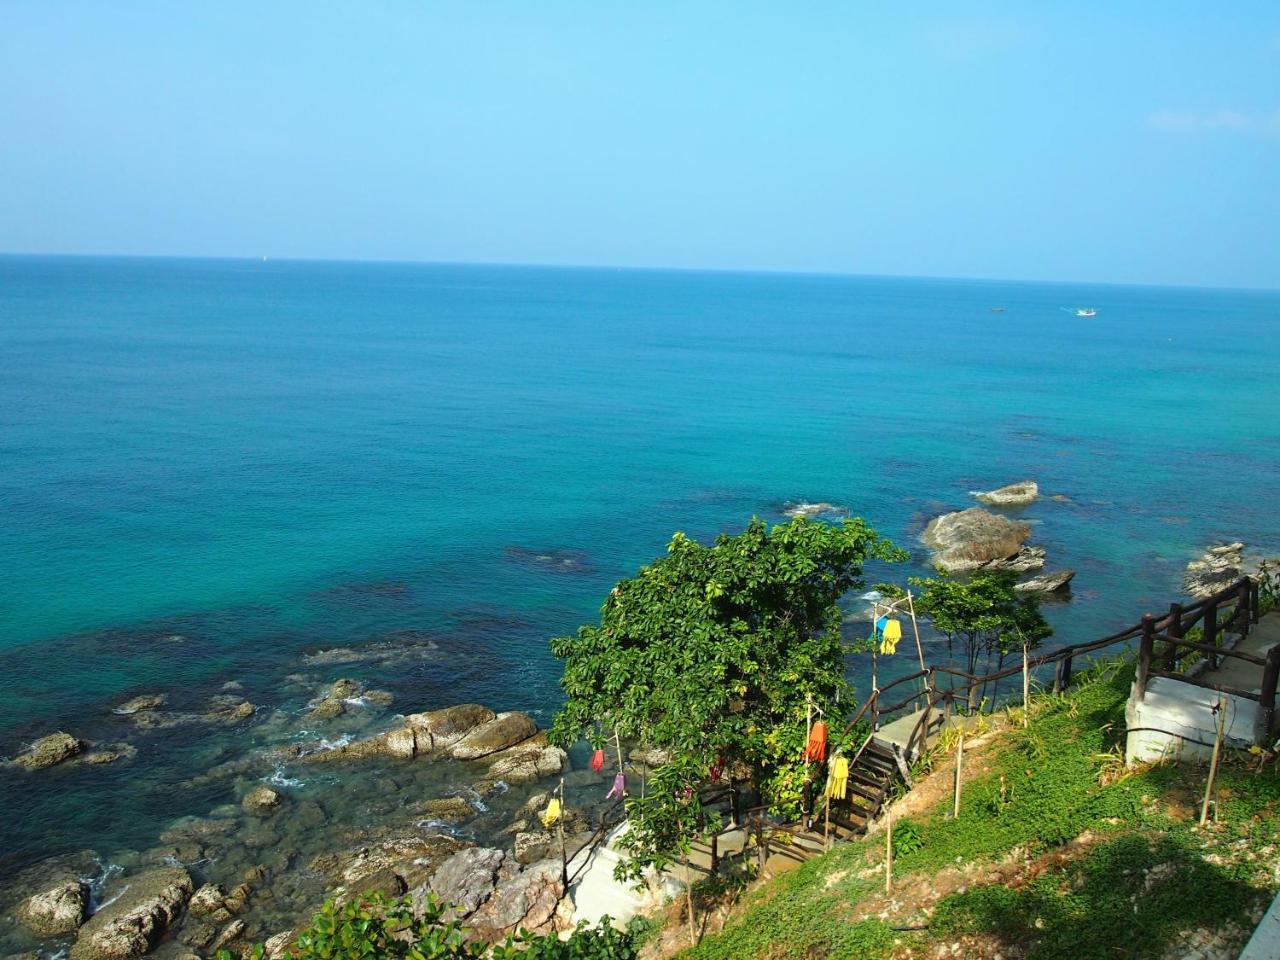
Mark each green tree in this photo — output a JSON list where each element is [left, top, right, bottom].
[[909, 570, 1051, 679], [217, 893, 644, 960], [548, 516, 905, 879]]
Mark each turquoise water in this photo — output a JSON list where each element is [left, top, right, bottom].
[[1, 255, 1278, 881]]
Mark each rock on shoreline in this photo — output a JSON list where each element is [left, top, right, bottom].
[[922, 507, 1042, 573], [973, 480, 1038, 507], [69, 868, 193, 960]]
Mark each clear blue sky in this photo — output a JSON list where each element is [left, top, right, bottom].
[[2, 2, 1277, 287]]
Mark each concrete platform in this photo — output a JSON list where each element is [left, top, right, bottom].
[[1126, 612, 1280, 764]]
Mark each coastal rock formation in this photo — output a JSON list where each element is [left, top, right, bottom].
[[302, 703, 498, 764], [307, 698, 346, 721], [413, 796, 478, 824], [513, 832, 552, 865], [922, 508, 1035, 573], [482, 733, 566, 785], [112, 695, 166, 715], [1184, 542, 1245, 599], [16, 732, 85, 770], [1015, 570, 1076, 594], [999, 545, 1047, 573], [782, 501, 846, 519], [427, 847, 506, 918], [504, 546, 592, 575], [242, 786, 282, 815], [450, 712, 538, 761], [974, 480, 1039, 507], [464, 859, 565, 942], [69, 868, 193, 960], [18, 880, 89, 937], [319, 833, 469, 893]]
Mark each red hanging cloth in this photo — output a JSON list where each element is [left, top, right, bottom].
[[804, 721, 828, 763], [590, 748, 606, 773]]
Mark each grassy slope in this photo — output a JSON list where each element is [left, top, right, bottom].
[[678, 660, 1280, 960]]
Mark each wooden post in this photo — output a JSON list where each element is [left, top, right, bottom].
[[557, 779, 568, 887], [884, 807, 893, 893], [966, 682, 979, 714], [1200, 696, 1227, 826], [803, 695, 813, 827], [1237, 579, 1252, 637], [1053, 653, 1073, 694], [907, 590, 927, 674], [1136, 615, 1156, 701], [1164, 602, 1183, 671], [1205, 604, 1219, 670], [953, 731, 964, 819], [1260, 648, 1280, 738], [710, 833, 719, 875]]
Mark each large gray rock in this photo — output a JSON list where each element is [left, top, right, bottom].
[[316, 833, 470, 893], [922, 507, 1034, 573], [483, 734, 566, 785], [428, 847, 505, 918], [465, 859, 564, 942], [69, 868, 193, 960], [303, 703, 496, 764], [450, 712, 537, 761], [242, 786, 282, 815], [1015, 570, 1075, 594], [513, 832, 553, 865], [18, 880, 89, 937], [15, 733, 85, 771], [974, 480, 1039, 507]]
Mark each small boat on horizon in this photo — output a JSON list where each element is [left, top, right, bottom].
[[1074, 307, 1098, 317]]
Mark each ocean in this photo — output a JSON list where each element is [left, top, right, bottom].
[[0, 255, 1277, 928]]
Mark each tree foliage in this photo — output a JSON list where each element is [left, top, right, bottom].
[[548, 516, 905, 877], [216, 893, 644, 960], [909, 570, 1052, 676]]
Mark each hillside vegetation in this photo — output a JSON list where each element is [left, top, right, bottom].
[[674, 660, 1280, 960]]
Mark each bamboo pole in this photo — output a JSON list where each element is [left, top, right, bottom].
[[884, 806, 893, 893], [907, 590, 926, 673], [953, 731, 964, 819], [684, 851, 697, 946], [1200, 696, 1228, 826]]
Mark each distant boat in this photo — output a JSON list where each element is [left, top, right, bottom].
[[990, 306, 1006, 313], [1074, 307, 1098, 318]]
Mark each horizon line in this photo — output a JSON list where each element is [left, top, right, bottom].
[[1, 249, 1276, 295]]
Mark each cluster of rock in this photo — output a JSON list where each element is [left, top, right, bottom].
[[782, 501, 846, 520], [300, 703, 566, 787], [1184, 542, 1247, 599], [9, 731, 137, 771], [923, 481, 1074, 594], [305, 678, 393, 721]]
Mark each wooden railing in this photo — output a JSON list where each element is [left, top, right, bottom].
[[843, 576, 1270, 763]]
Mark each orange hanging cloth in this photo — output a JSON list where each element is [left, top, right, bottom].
[[804, 721, 828, 762], [590, 748, 606, 773]]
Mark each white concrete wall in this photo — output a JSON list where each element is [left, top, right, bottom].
[[1125, 677, 1258, 765]]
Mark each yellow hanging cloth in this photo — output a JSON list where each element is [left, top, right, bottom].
[[879, 618, 902, 655], [540, 798, 562, 828], [825, 755, 849, 800]]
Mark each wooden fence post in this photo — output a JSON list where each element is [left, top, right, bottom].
[[1205, 603, 1219, 669], [953, 731, 964, 819], [1136, 615, 1156, 701], [1163, 602, 1183, 671], [1260, 647, 1280, 739], [1238, 579, 1253, 637]]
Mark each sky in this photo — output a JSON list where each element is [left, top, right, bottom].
[[1, 2, 1277, 288]]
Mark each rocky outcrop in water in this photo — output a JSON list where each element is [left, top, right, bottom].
[[242, 786, 283, 815], [15, 732, 85, 770], [450, 712, 538, 761], [427, 847, 506, 919], [973, 480, 1039, 507], [782, 501, 846, 519], [303, 703, 503, 764], [18, 880, 89, 937], [1185, 542, 1246, 599], [923, 507, 1039, 573], [69, 868, 193, 960], [482, 733, 567, 785], [1015, 570, 1075, 594], [112, 695, 166, 716]]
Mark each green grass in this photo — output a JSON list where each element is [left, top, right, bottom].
[[678, 659, 1280, 960]]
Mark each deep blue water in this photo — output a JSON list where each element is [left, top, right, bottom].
[[1, 255, 1278, 877]]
